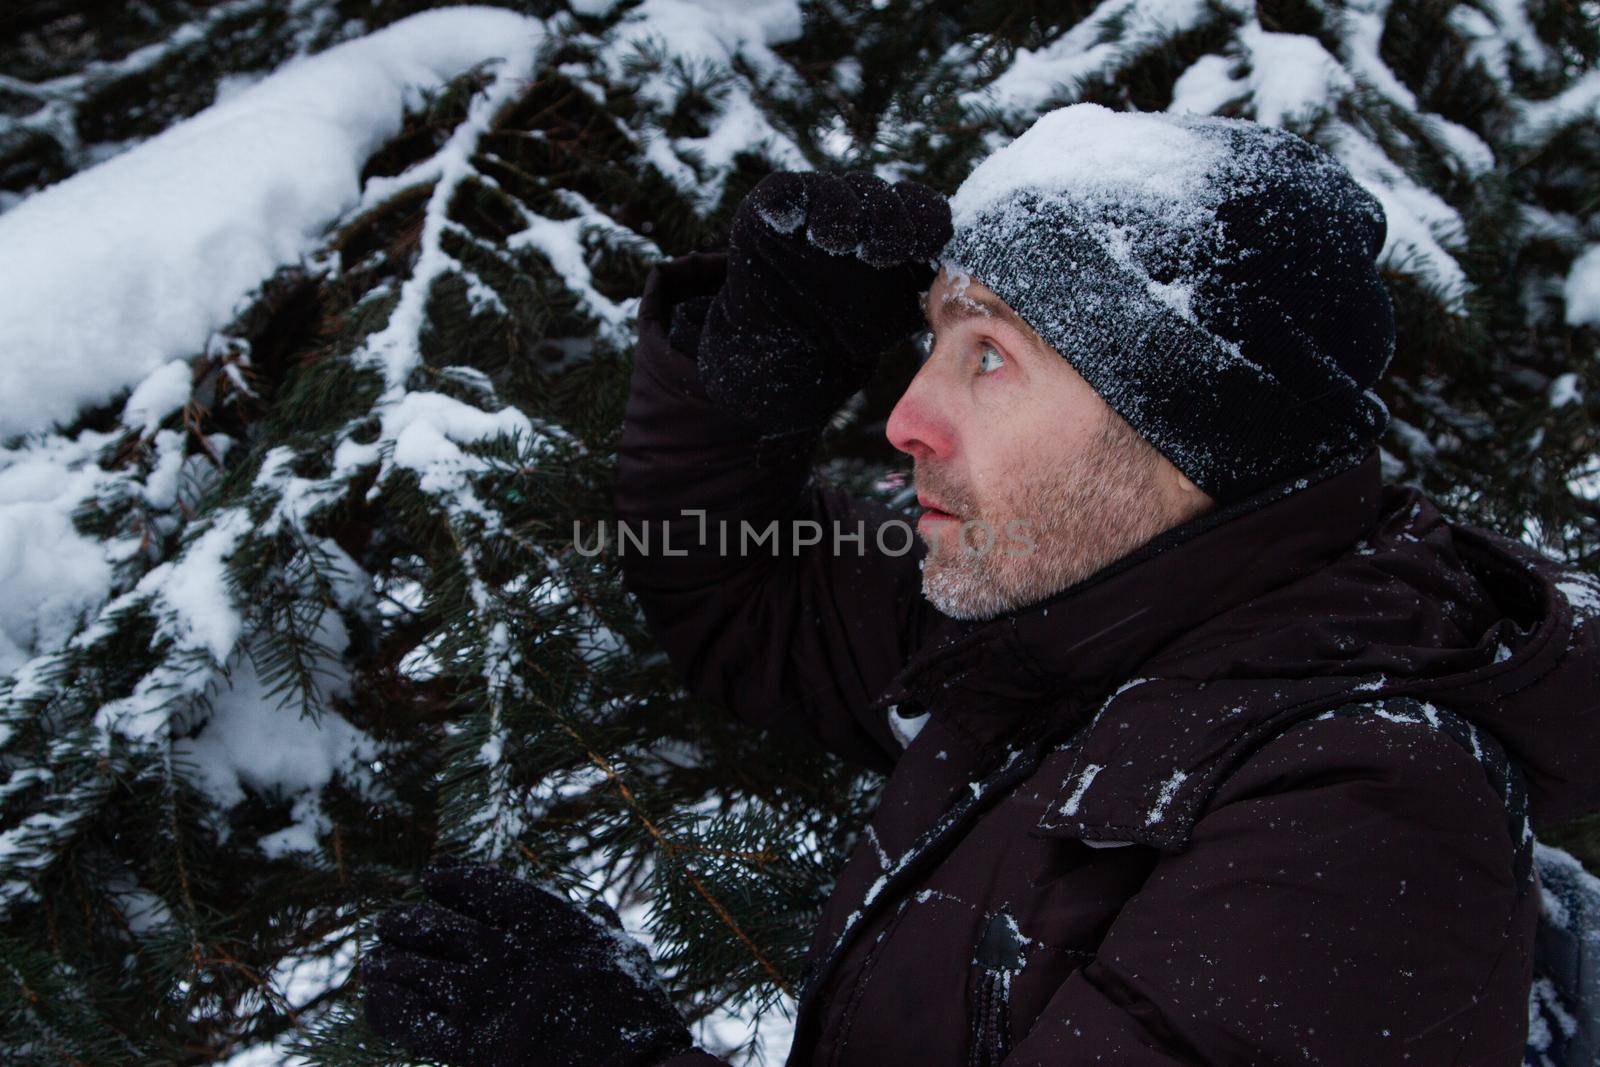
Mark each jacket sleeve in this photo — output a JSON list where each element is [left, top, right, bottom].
[[1003, 711, 1535, 1065], [614, 251, 937, 774]]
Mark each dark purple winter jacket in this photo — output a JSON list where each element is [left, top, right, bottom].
[[615, 252, 1600, 1066]]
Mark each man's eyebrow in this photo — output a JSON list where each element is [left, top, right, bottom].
[[924, 292, 1035, 339]]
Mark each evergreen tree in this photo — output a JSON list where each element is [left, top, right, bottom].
[[0, 0, 1594, 1062]]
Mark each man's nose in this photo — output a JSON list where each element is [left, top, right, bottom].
[[886, 362, 955, 460]]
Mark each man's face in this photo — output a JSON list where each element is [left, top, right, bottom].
[[885, 267, 1211, 620]]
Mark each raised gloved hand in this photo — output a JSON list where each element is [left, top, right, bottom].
[[361, 862, 694, 1067], [690, 170, 952, 432]]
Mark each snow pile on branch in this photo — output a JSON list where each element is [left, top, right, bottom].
[[0, 6, 543, 442], [1567, 245, 1600, 328], [0, 432, 119, 677], [966, 0, 1218, 119], [607, 0, 807, 205]]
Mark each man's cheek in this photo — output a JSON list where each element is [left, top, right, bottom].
[[1003, 518, 1036, 557]]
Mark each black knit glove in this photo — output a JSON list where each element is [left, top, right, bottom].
[[693, 170, 952, 432], [361, 863, 693, 1067]]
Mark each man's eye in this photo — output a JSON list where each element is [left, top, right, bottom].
[[977, 343, 1005, 374], [914, 329, 934, 361]]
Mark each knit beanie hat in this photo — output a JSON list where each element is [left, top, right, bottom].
[[941, 104, 1395, 504]]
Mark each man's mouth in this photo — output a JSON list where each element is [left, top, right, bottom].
[[916, 495, 960, 526]]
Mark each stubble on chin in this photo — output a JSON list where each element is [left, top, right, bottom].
[[918, 411, 1182, 621]]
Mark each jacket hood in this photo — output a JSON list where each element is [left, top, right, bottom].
[[873, 452, 1600, 846], [1397, 511, 1600, 829]]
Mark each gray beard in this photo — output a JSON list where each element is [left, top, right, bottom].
[[919, 411, 1193, 621]]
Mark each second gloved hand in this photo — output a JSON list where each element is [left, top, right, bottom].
[[361, 862, 694, 1067], [693, 170, 952, 432]]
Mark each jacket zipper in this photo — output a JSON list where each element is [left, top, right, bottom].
[[969, 908, 1027, 1066]]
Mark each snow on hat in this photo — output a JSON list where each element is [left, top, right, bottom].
[[941, 103, 1395, 504]]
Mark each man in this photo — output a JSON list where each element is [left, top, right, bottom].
[[362, 105, 1600, 1065]]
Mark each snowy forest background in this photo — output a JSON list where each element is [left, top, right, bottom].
[[0, 0, 1596, 1062]]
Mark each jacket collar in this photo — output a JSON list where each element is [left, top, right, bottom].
[[871, 451, 1385, 743]]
